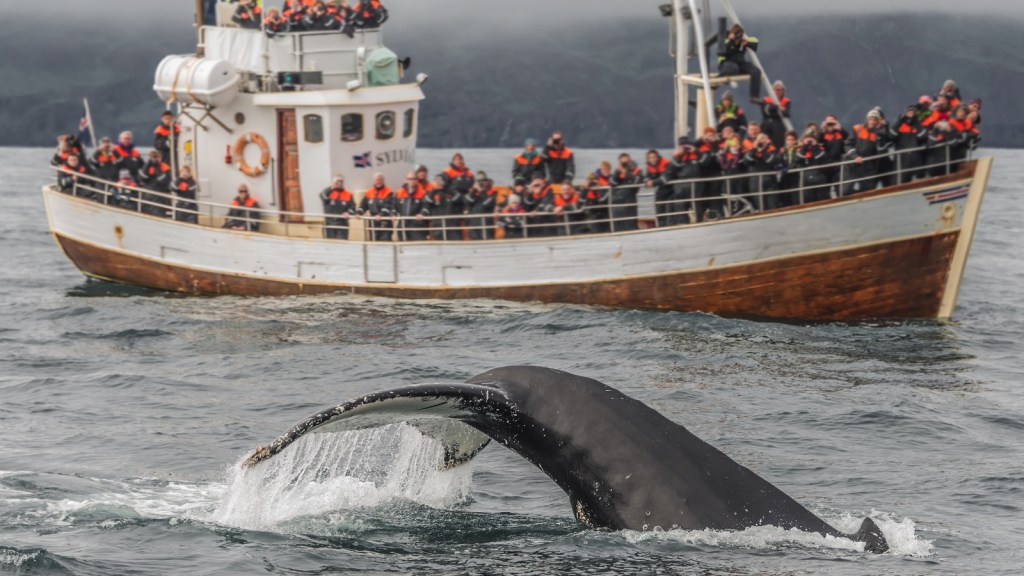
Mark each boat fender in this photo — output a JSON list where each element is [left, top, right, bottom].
[[233, 132, 271, 177]]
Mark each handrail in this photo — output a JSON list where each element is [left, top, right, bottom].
[[52, 141, 971, 242]]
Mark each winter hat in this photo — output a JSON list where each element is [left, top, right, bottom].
[[773, 80, 786, 91], [969, 98, 982, 108], [524, 138, 537, 147], [943, 79, 957, 89], [918, 95, 933, 106], [722, 90, 734, 102], [866, 109, 882, 121], [508, 194, 522, 205]]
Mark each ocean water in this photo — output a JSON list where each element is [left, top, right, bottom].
[[1, 147, 1022, 575]]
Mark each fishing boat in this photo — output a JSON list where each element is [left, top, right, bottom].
[[42, 0, 991, 322]]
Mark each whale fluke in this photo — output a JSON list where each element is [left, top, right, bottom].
[[243, 366, 889, 553]]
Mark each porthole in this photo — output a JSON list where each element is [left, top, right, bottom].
[[342, 113, 364, 142], [376, 111, 396, 140], [235, 112, 246, 125]]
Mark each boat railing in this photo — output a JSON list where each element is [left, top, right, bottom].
[[53, 142, 970, 242]]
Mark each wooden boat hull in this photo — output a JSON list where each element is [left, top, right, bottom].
[[43, 159, 991, 322]]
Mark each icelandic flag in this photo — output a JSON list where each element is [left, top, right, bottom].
[[78, 116, 93, 148], [353, 152, 373, 169]]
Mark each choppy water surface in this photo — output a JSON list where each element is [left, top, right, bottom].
[[2, 148, 1022, 575]]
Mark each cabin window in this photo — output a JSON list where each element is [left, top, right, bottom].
[[341, 113, 364, 142], [403, 109, 415, 138], [376, 111, 396, 140], [303, 114, 324, 143]]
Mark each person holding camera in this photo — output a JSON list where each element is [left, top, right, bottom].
[[894, 106, 927, 183], [820, 115, 848, 187], [610, 153, 643, 232], [667, 137, 701, 225], [743, 133, 780, 210], [718, 24, 762, 101], [543, 132, 576, 184]]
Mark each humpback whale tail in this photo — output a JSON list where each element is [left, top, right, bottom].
[[242, 366, 890, 554]]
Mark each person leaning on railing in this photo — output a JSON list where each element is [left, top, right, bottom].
[[696, 128, 723, 221], [436, 153, 474, 241], [466, 172, 499, 241], [232, 0, 263, 30], [320, 175, 356, 239], [609, 153, 643, 232], [282, 0, 309, 31], [174, 166, 199, 224], [139, 150, 173, 218], [112, 170, 139, 211], [718, 127, 745, 198], [796, 130, 830, 202], [304, 1, 340, 31], [948, 105, 981, 167], [741, 133, 780, 210], [894, 104, 928, 183], [513, 139, 545, 187], [668, 137, 702, 225], [223, 184, 262, 232], [57, 155, 90, 198], [395, 172, 430, 242], [526, 178, 556, 237], [90, 138, 120, 184], [820, 115, 848, 187], [357, 173, 396, 241], [582, 165, 612, 234], [498, 194, 527, 239], [645, 149, 673, 228], [842, 109, 888, 196]]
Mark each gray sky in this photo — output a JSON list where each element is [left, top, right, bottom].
[[14, 0, 1024, 22]]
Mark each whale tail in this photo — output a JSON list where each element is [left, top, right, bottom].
[[850, 517, 889, 554]]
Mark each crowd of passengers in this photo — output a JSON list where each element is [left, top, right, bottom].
[[230, 0, 388, 37], [52, 19, 982, 240]]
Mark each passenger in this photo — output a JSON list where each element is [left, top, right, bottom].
[[348, 0, 388, 30], [869, 108, 897, 188], [967, 98, 983, 127], [466, 172, 498, 240], [525, 178, 555, 237], [223, 184, 262, 232], [645, 149, 673, 228], [138, 150, 173, 217], [52, 134, 85, 167], [512, 139, 545, 186], [173, 166, 199, 224], [948, 105, 980, 168], [717, 24, 762, 100], [796, 130, 830, 202], [426, 174, 456, 241], [915, 95, 934, 124], [264, 8, 289, 36], [414, 164, 433, 195], [938, 80, 962, 108], [758, 80, 790, 147], [609, 153, 642, 232], [667, 137, 701, 224], [357, 173, 396, 241], [326, 0, 352, 25], [696, 127, 723, 221], [925, 121, 958, 177], [90, 137, 120, 183], [717, 134, 745, 201], [582, 169, 611, 234], [282, 0, 309, 31], [819, 115, 848, 187], [232, 0, 263, 30], [438, 153, 474, 240], [395, 172, 431, 241], [543, 132, 576, 184], [113, 131, 144, 179], [304, 1, 337, 31], [715, 91, 748, 135], [57, 154, 89, 196], [498, 194, 527, 239], [112, 169, 139, 211], [894, 105, 927, 183], [778, 131, 801, 206], [742, 133, 780, 210], [320, 175, 356, 239], [544, 184, 584, 236], [153, 111, 180, 165], [741, 122, 762, 153], [843, 109, 885, 196], [922, 95, 951, 128]]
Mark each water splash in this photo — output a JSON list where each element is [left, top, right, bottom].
[[212, 423, 475, 531]]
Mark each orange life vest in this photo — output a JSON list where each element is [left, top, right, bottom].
[[553, 192, 579, 207], [364, 186, 394, 200], [327, 188, 354, 202], [546, 147, 573, 160], [762, 96, 791, 109], [233, 196, 258, 208], [855, 126, 877, 141], [145, 162, 171, 177], [515, 154, 544, 167], [114, 145, 140, 159], [647, 157, 670, 176]]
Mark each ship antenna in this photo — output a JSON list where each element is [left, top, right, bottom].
[[194, 0, 206, 57]]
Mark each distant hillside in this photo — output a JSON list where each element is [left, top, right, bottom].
[[0, 13, 1018, 148]]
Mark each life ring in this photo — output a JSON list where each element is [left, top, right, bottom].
[[234, 132, 271, 177]]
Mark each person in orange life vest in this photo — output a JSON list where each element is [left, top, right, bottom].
[[173, 166, 199, 224], [740, 122, 762, 153], [320, 175, 356, 239], [967, 98, 982, 127], [665, 137, 701, 225], [843, 109, 887, 196], [608, 153, 643, 232], [695, 127, 723, 222], [922, 95, 951, 128], [718, 23, 762, 100], [113, 131, 144, 179], [348, 0, 388, 31], [232, 0, 262, 30], [894, 106, 928, 183], [925, 120, 959, 178], [543, 132, 576, 184], [224, 184, 262, 232], [948, 105, 980, 167], [582, 164, 612, 234], [52, 133, 85, 167], [742, 133, 781, 209], [498, 194, 527, 239], [715, 91, 748, 136], [304, 1, 338, 31], [819, 114, 848, 186], [526, 177, 556, 237], [717, 129, 745, 201], [263, 8, 289, 37], [795, 130, 830, 202], [513, 138, 545, 186], [434, 153, 474, 240], [357, 173, 396, 241], [112, 169, 139, 210], [464, 172, 498, 240], [153, 111, 180, 165], [541, 184, 584, 236], [89, 137, 119, 183], [645, 149, 673, 227], [57, 154, 89, 196], [282, 0, 309, 31], [777, 131, 802, 207], [757, 80, 790, 148], [937, 79, 962, 109], [394, 171, 431, 242], [138, 150, 173, 217]]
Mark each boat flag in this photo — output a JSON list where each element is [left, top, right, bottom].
[[79, 98, 96, 150], [353, 152, 373, 169]]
